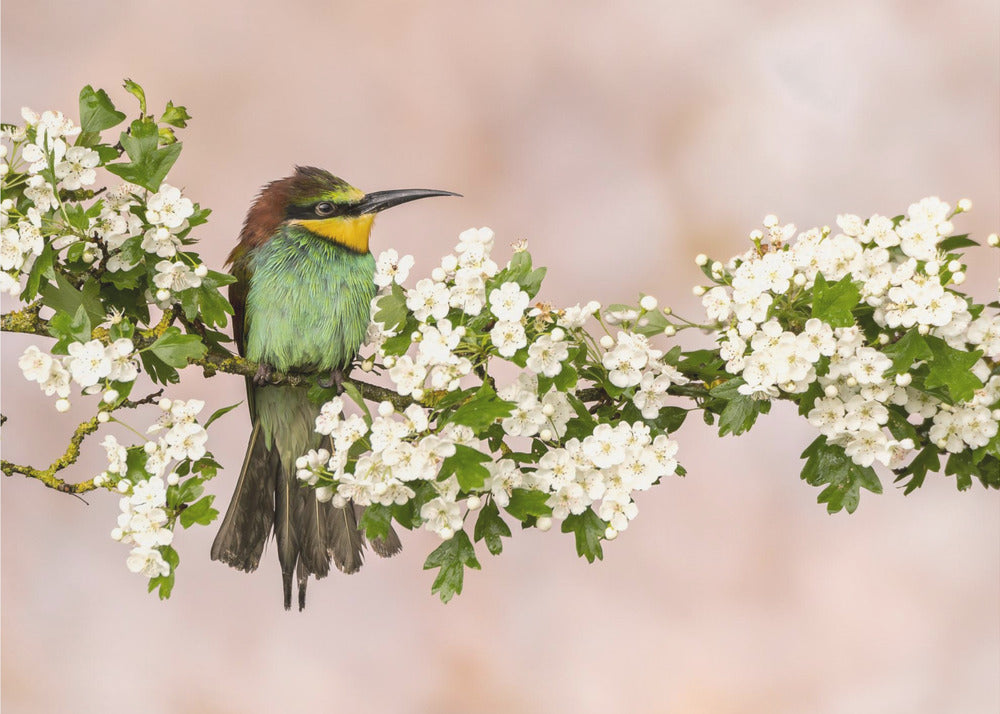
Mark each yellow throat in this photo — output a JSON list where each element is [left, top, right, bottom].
[[293, 214, 375, 253]]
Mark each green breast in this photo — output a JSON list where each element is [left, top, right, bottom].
[[244, 226, 376, 372]]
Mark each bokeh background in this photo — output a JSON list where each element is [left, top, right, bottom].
[[2, 1, 998, 712]]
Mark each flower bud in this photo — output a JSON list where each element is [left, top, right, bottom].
[[924, 261, 939, 276], [694, 254, 708, 266], [536, 516, 553, 532], [640, 295, 658, 310], [824, 384, 839, 398], [158, 398, 173, 411], [711, 261, 723, 275], [876, 333, 889, 345], [167, 472, 180, 486], [550, 327, 565, 342], [895, 373, 912, 387], [111, 528, 124, 541], [918, 324, 930, 335], [103, 389, 119, 403], [155, 288, 171, 302], [438, 526, 454, 540], [539, 428, 553, 441], [899, 438, 915, 450], [431, 267, 446, 282], [793, 273, 806, 286], [692, 285, 706, 296], [117, 480, 130, 493], [97, 411, 110, 423], [604, 526, 618, 540], [988, 233, 999, 247], [411, 388, 424, 401], [845, 377, 858, 387], [952, 272, 965, 285], [383, 356, 396, 368], [957, 198, 972, 211], [663, 325, 676, 337], [662, 306, 672, 316], [55, 398, 70, 413], [361, 359, 374, 372], [466, 495, 482, 511], [332, 494, 347, 509], [143, 441, 158, 454], [947, 260, 962, 273], [599, 335, 615, 349], [377, 401, 395, 417], [542, 403, 555, 417], [82, 250, 96, 264]]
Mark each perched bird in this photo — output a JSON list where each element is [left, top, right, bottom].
[[211, 166, 458, 609]]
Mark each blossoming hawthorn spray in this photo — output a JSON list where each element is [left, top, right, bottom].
[[211, 167, 458, 609]]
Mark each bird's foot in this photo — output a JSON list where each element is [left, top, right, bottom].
[[253, 362, 277, 386], [317, 367, 348, 394]]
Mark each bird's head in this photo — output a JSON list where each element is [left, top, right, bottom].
[[236, 166, 459, 256]]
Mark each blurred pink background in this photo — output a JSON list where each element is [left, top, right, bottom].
[[3, 1, 999, 712]]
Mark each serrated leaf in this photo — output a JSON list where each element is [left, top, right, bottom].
[[123, 78, 147, 114], [717, 392, 770, 436], [811, 273, 861, 327], [160, 101, 191, 128], [561, 509, 605, 563], [423, 530, 480, 603], [147, 545, 179, 600], [923, 335, 983, 403], [106, 118, 181, 192], [447, 382, 514, 432], [359, 503, 394, 541], [372, 283, 408, 331], [21, 242, 55, 301], [800, 436, 882, 513], [439, 444, 491, 491], [473, 501, 511, 555], [79, 85, 126, 133], [148, 326, 206, 367], [883, 330, 932, 374], [505, 488, 553, 521], [179, 495, 218, 528]]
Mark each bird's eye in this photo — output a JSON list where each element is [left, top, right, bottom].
[[314, 202, 335, 217]]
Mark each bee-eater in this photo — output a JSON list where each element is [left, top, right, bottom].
[[211, 166, 458, 609]]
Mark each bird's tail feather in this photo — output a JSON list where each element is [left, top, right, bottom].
[[210, 422, 278, 572]]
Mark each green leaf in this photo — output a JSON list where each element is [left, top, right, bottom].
[[48, 304, 92, 350], [937, 234, 978, 252], [473, 500, 511, 555], [505, 488, 553, 521], [811, 274, 861, 327], [106, 118, 182, 192], [179, 495, 218, 528], [923, 335, 983, 403], [800, 436, 882, 514], [883, 330, 932, 374], [716, 390, 771, 437], [359, 503, 394, 541], [147, 545, 179, 600], [21, 242, 55, 301], [561, 509, 605, 563], [123, 78, 147, 114], [895, 446, 940, 495], [372, 283, 408, 331], [447, 382, 514, 432], [160, 101, 191, 128], [148, 326, 206, 368], [341, 381, 373, 424], [204, 401, 242, 428], [439, 444, 491, 491], [423, 530, 480, 603], [79, 85, 126, 133]]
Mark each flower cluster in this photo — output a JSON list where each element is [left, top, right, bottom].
[[19, 338, 138, 411], [698, 198, 999, 480]]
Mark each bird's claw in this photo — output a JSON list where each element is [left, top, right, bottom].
[[317, 367, 347, 393], [253, 362, 277, 386]]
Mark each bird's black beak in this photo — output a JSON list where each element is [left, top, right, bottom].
[[355, 188, 461, 215]]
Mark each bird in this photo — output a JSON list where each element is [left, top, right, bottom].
[[211, 166, 459, 610]]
